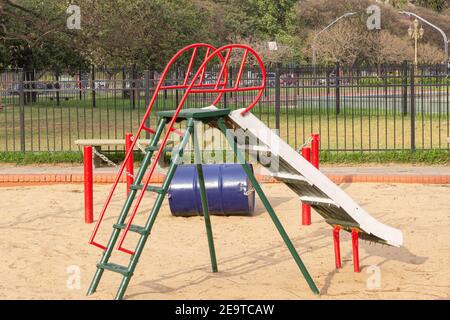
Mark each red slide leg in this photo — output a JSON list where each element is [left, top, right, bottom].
[[333, 226, 341, 269], [352, 229, 360, 273], [301, 147, 311, 226], [302, 203, 311, 226]]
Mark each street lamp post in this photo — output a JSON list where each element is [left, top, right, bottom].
[[408, 18, 424, 66], [400, 11, 448, 64], [312, 12, 357, 74]]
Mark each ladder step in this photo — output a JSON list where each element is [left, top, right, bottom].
[[299, 195, 338, 207], [97, 262, 131, 276], [113, 223, 147, 235], [130, 184, 165, 194], [238, 145, 271, 153], [271, 171, 308, 183], [326, 218, 360, 230]]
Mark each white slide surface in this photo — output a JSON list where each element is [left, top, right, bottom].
[[227, 108, 403, 247]]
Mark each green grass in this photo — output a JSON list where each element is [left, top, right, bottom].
[[0, 149, 448, 165], [320, 149, 450, 165], [1, 91, 449, 159], [1, 99, 448, 151], [0, 151, 83, 165]]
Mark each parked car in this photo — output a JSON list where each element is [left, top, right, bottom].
[[6, 84, 20, 96], [256, 72, 275, 87], [318, 71, 336, 86], [94, 80, 107, 89], [203, 72, 218, 85], [163, 79, 178, 86], [280, 73, 297, 87]]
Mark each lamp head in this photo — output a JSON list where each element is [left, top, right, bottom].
[[408, 25, 413, 37], [419, 26, 424, 38]]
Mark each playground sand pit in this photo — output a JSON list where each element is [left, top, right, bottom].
[[0, 182, 449, 300]]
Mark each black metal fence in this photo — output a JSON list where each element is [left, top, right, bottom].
[[1, 63, 449, 153]]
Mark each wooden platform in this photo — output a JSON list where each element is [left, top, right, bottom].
[[74, 139, 153, 147]]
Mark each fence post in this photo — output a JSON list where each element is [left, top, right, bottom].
[[78, 69, 83, 100], [91, 65, 96, 108], [410, 64, 416, 152], [19, 70, 25, 152], [335, 61, 341, 115], [275, 63, 281, 134], [131, 64, 136, 110], [402, 61, 408, 115], [326, 66, 331, 95], [84, 146, 94, 224], [121, 66, 127, 99], [55, 72, 60, 107]]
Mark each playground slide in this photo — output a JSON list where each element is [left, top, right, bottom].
[[225, 108, 403, 247]]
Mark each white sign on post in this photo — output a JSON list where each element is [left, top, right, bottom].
[[268, 41, 278, 51]]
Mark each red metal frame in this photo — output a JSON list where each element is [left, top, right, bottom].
[[84, 146, 93, 224], [88, 43, 267, 253], [125, 133, 134, 196], [352, 229, 360, 272], [333, 226, 341, 269], [311, 134, 320, 169], [301, 146, 311, 226]]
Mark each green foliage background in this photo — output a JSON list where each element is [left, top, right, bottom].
[[0, 0, 448, 69]]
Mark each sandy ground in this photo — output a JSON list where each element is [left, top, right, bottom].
[[0, 182, 449, 300]]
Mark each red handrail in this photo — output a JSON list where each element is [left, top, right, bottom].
[[235, 49, 249, 90], [88, 43, 266, 254], [116, 44, 266, 254], [88, 43, 222, 250], [183, 47, 198, 85]]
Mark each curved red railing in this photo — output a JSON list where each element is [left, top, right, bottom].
[[88, 43, 266, 254]]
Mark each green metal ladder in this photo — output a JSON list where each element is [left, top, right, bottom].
[[87, 108, 319, 300]]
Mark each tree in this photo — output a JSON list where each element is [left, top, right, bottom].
[[1, 0, 448, 69], [370, 31, 413, 64], [0, 0, 85, 70], [73, 0, 215, 68], [0, 0, 216, 69], [307, 20, 368, 65], [296, 0, 449, 64], [414, 0, 448, 12]]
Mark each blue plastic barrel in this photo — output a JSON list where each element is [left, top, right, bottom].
[[168, 164, 255, 216]]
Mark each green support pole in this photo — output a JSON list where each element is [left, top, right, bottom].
[[217, 118, 320, 295], [115, 118, 195, 300], [88, 110, 318, 300], [87, 118, 167, 296], [192, 121, 218, 272]]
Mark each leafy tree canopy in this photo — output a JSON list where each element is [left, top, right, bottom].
[[0, 0, 448, 69]]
